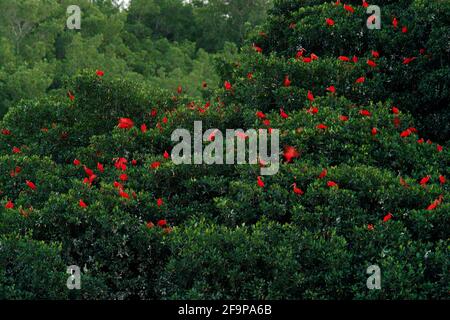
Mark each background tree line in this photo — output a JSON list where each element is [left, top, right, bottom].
[[0, 0, 272, 116]]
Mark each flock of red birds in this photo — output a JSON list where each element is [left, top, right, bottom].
[[228, 0, 447, 227], [2, 1, 447, 234]]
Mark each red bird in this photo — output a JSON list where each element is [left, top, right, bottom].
[[67, 91, 75, 101], [157, 219, 167, 227], [279, 108, 289, 119], [302, 57, 312, 63], [119, 190, 130, 199], [283, 145, 300, 163], [208, 130, 217, 142], [118, 118, 134, 129], [371, 128, 378, 136], [383, 212, 393, 222], [360, 109, 372, 117], [355, 77, 365, 84], [319, 168, 328, 179], [367, 59, 377, 67], [292, 183, 304, 195], [327, 181, 338, 188], [307, 107, 319, 114], [256, 111, 266, 119], [114, 158, 128, 171], [426, 195, 443, 211], [403, 57, 417, 65], [420, 175, 431, 186], [343, 4, 354, 13], [283, 75, 291, 87], [400, 129, 412, 138], [10, 166, 21, 178], [326, 18, 335, 26], [224, 81, 232, 91], [257, 176, 265, 188], [235, 131, 248, 140], [84, 166, 94, 177], [88, 174, 97, 184], [253, 44, 262, 53], [113, 181, 123, 189], [79, 200, 88, 208], [295, 49, 305, 59], [392, 17, 398, 28], [427, 201, 438, 211], [26, 180, 36, 191], [5, 200, 14, 209], [151, 161, 161, 169]]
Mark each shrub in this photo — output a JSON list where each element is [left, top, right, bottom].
[[160, 220, 353, 299], [0, 234, 68, 299]]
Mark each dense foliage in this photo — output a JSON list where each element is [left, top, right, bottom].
[[0, 0, 448, 300], [244, 0, 450, 141]]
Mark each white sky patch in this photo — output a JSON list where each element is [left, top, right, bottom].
[[115, 0, 193, 8]]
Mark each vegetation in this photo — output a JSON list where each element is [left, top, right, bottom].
[[0, 0, 271, 116], [0, 0, 448, 299]]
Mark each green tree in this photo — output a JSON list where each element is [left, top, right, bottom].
[[193, 0, 273, 51], [0, 0, 60, 56], [126, 0, 196, 42]]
